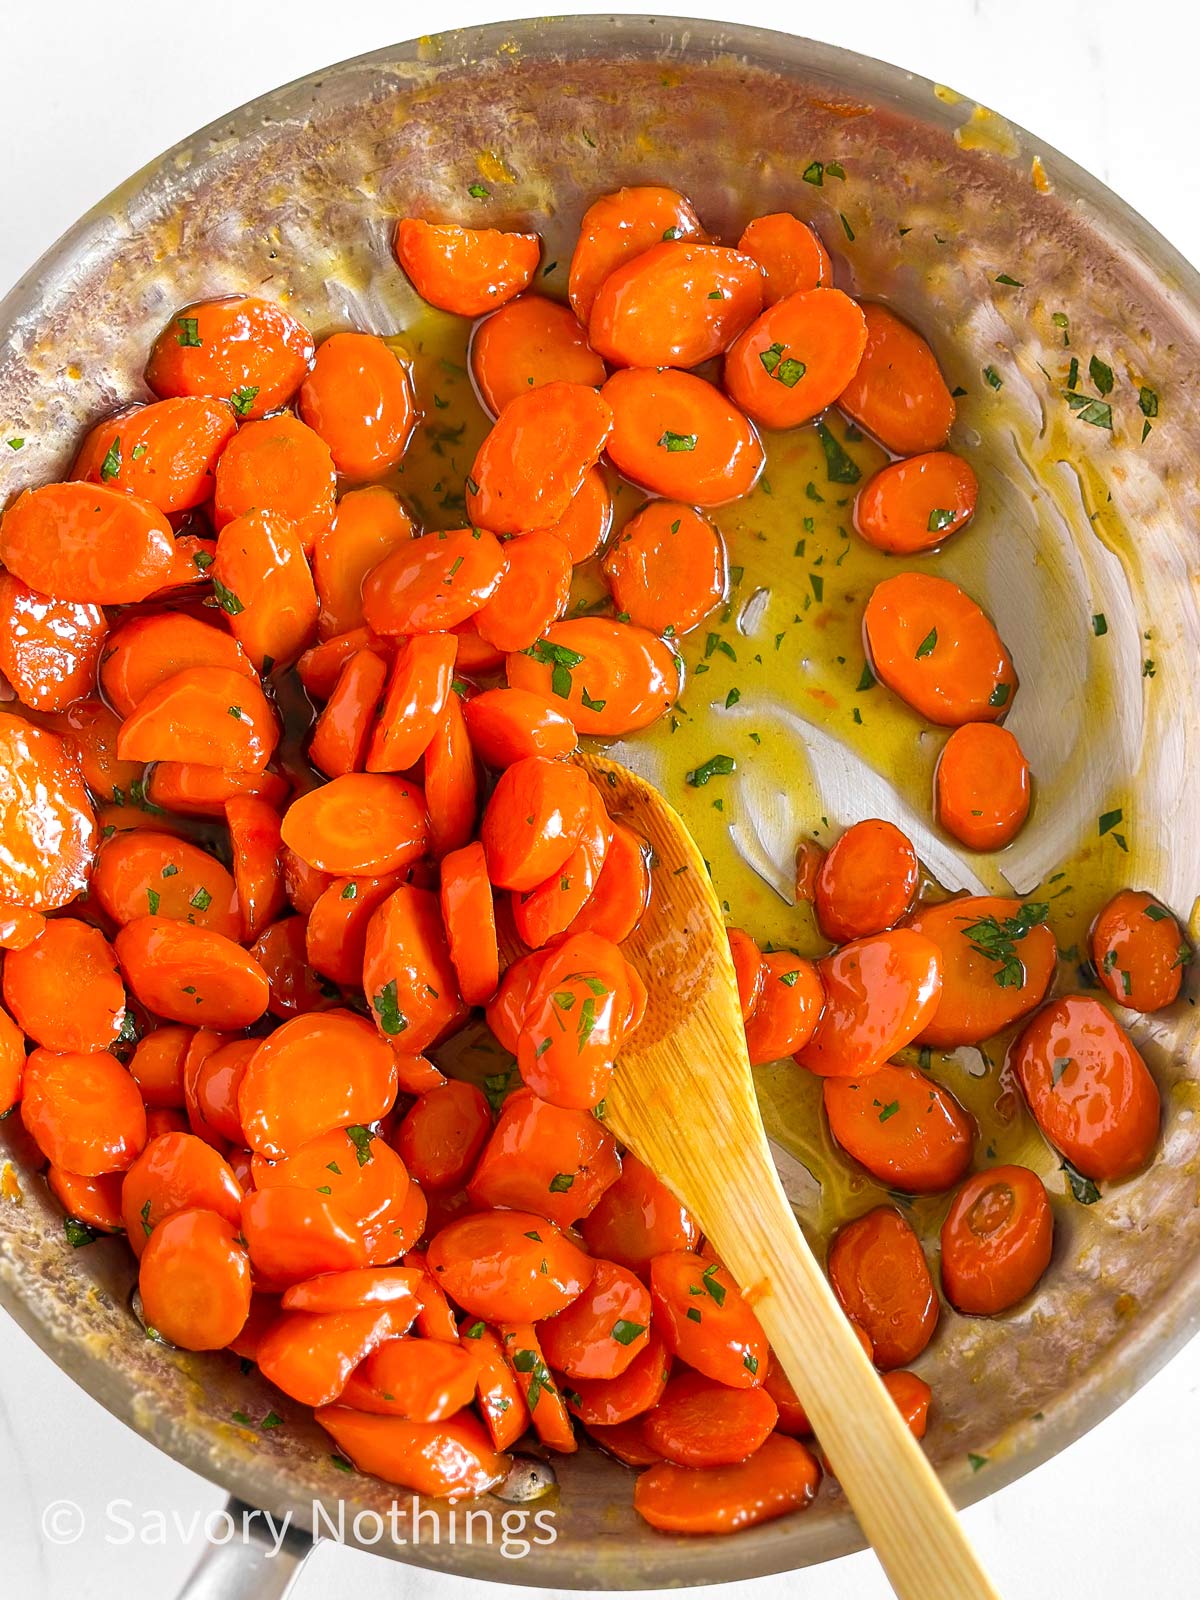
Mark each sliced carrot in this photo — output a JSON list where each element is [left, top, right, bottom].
[[449, 617, 505, 674], [827, 1206, 938, 1368], [602, 502, 727, 635], [534, 466, 613, 561], [0, 713, 96, 909], [505, 618, 679, 737], [743, 952, 824, 1065], [314, 487, 416, 639], [586, 1419, 663, 1466], [472, 294, 607, 416], [139, 1207, 252, 1350], [22, 1048, 146, 1175], [281, 1266, 422, 1316], [581, 1152, 699, 1274], [463, 1321, 532, 1450], [824, 1061, 974, 1192], [366, 633, 457, 772], [727, 928, 765, 1023], [725, 288, 868, 430], [146, 761, 289, 818], [815, 818, 918, 943], [225, 794, 286, 941], [855, 451, 978, 553], [1091, 889, 1187, 1013], [602, 368, 763, 504], [426, 1208, 594, 1322], [0, 482, 176, 603], [4, 917, 124, 1052], [439, 840, 499, 1005], [423, 689, 479, 858], [190, 1037, 256, 1145], [480, 754, 593, 891], [281, 773, 428, 876], [936, 723, 1031, 851], [838, 303, 956, 454], [120, 1128, 243, 1254], [497, 1322, 577, 1452], [569, 186, 705, 323], [633, 1434, 821, 1533], [258, 1303, 406, 1405], [92, 830, 239, 937], [315, 1406, 507, 1497], [467, 382, 612, 535], [468, 1086, 620, 1226], [361, 528, 507, 635], [251, 916, 340, 1018], [309, 649, 389, 777], [463, 687, 578, 767], [567, 1331, 672, 1426], [285, 846, 336, 917], [563, 820, 651, 945], [115, 917, 270, 1028], [72, 397, 236, 512], [650, 1252, 768, 1389], [48, 698, 142, 803], [305, 874, 401, 988], [144, 295, 313, 418], [99, 611, 255, 718], [0, 905, 45, 952], [298, 626, 391, 700], [737, 212, 830, 303], [794, 929, 942, 1079], [589, 242, 763, 369], [0, 575, 108, 712], [126, 1025, 191, 1108], [48, 1166, 125, 1234], [473, 531, 573, 653], [882, 1369, 933, 1439], [512, 785, 612, 948], [212, 509, 320, 670], [940, 1165, 1053, 1315], [252, 1124, 409, 1254], [341, 1336, 481, 1421], [362, 883, 469, 1051], [538, 1258, 651, 1380], [396, 1078, 491, 1191], [794, 838, 826, 904], [907, 895, 1056, 1048], [394, 218, 541, 316], [117, 665, 278, 771], [643, 1371, 778, 1467], [298, 332, 416, 479], [241, 1186, 368, 1285]]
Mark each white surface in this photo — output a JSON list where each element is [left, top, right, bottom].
[[2, 3, 1198, 1597]]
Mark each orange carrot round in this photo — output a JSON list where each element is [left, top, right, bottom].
[[471, 294, 606, 416], [298, 331, 416, 479], [855, 451, 978, 553], [936, 723, 1031, 850], [467, 382, 613, 535], [602, 502, 727, 636], [144, 295, 314, 418], [602, 367, 763, 505], [589, 242, 763, 369], [394, 219, 541, 316], [737, 212, 830, 302], [725, 288, 867, 430]]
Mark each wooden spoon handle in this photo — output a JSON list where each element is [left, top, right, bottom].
[[713, 1155, 1001, 1600]]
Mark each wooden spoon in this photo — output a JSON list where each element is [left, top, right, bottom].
[[578, 751, 1001, 1600]]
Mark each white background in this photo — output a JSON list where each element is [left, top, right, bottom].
[[2, 3, 1198, 1597]]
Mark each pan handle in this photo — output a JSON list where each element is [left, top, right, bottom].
[[174, 1499, 314, 1600]]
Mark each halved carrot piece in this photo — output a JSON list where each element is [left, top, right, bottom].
[[505, 619, 680, 737], [566, 1331, 672, 1426], [423, 690, 479, 858], [120, 1128, 243, 1253], [0, 1004, 25, 1113], [48, 1166, 125, 1233], [281, 1266, 422, 1316], [463, 687, 578, 767], [126, 1025, 191, 1108], [814, 818, 918, 943], [309, 649, 389, 777], [564, 819, 651, 944], [213, 414, 335, 553], [0, 482, 176, 603], [3, 917, 125, 1052], [727, 928, 765, 1023], [396, 1078, 491, 1192], [473, 531, 573, 653], [91, 829, 240, 937], [251, 916, 336, 1018], [47, 698, 141, 803], [117, 665, 278, 770], [361, 528, 507, 635], [634, 1434, 821, 1533], [824, 1061, 974, 1192], [463, 1321, 531, 1450], [864, 572, 1018, 726], [537, 1258, 651, 1380], [258, 1304, 407, 1406], [940, 1165, 1053, 1315], [315, 1406, 508, 1496], [725, 288, 868, 430], [280, 773, 429, 875], [467, 383, 613, 535], [737, 212, 830, 302], [602, 368, 763, 504], [794, 930, 942, 1079], [440, 840, 499, 1005], [935, 723, 1031, 850], [341, 1336, 481, 1421], [827, 1206, 938, 1368], [72, 396, 236, 513], [0, 575, 107, 712], [305, 874, 401, 988], [212, 509, 320, 670], [146, 762, 288, 817], [484, 949, 550, 1053], [101, 611, 254, 718], [468, 1086, 620, 1225], [643, 1371, 778, 1467], [252, 1124, 409, 1247], [298, 331, 416, 480], [472, 294, 606, 416], [569, 186, 705, 323], [225, 794, 286, 941], [480, 754, 593, 891], [362, 885, 468, 1052], [0, 712, 96, 910], [394, 218, 540, 316], [602, 502, 727, 635], [512, 785, 612, 948], [497, 1322, 578, 1452], [838, 303, 956, 454], [314, 487, 416, 639], [535, 464, 613, 561], [298, 627, 391, 700], [907, 895, 1056, 1048], [855, 451, 978, 554], [144, 295, 313, 418], [366, 633, 458, 772], [22, 1047, 146, 1175], [115, 917, 270, 1028], [589, 242, 763, 369]]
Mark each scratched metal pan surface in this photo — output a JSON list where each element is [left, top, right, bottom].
[[2, 15, 1199, 1589]]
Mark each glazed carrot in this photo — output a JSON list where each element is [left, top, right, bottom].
[[466, 382, 612, 535], [362, 528, 507, 635], [315, 1406, 507, 1498], [480, 754, 593, 890], [314, 489, 415, 641], [464, 1321, 532, 1450], [212, 509, 320, 671], [940, 1165, 1053, 1315], [586, 1419, 663, 1466], [252, 1124, 409, 1253], [281, 1266, 422, 1316], [48, 1167, 125, 1234], [156, 533, 219, 592], [643, 1371, 778, 1468], [117, 664, 278, 774], [115, 917, 270, 1028], [22, 1048, 146, 1175], [145, 295, 313, 418], [589, 242, 762, 369], [882, 1370, 933, 1440], [0, 482, 176, 602], [824, 1062, 974, 1192], [238, 1010, 398, 1159], [91, 830, 240, 937], [394, 218, 540, 316], [602, 502, 728, 636], [726, 929, 765, 1024], [485, 953, 548, 1054], [126, 1027, 191, 1109], [936, 723, 1031, 851], [468, 1086, 620, 1226], [426, 1209, 594, 1321], [516, 933, 636, 1110], [45, 698, 136, 803], [512, 784, 612, 948], [472, 294, 607, 416], [73, 396, 235, 512], [120, 1130, 243, 1255], [297, 331, 415, 479], [309, 650, 388, 777], [139, 1207, 252, 1349], [794, 929, 942, 1078], [439, 840, 499, 1004], [496, 1322, 577, 1452], [280, 773, 429, 876], [814, 818, 918, 943], [189, 1036, 256, 1145], [250, 916, 335, 1018], [362, 883, 469, 1051], [0, 905, 45, 953], [504, 618, 680, 737], [538, 1258, 651, 1379], [855, 451, 978, 553], [423, 690, 479, 858], [258, 1303, 407, 1406], [602, 368, 763, 504], [241, 1184, 368, 1284], [907, 896, 1056, 1048], [634, 1432, 821, 1534], [397, 1079, 491, 1191], [366, 633, 457, 772], [762, 1320, 875, 1436], [567, 1331, 672, 1426], [737, 212, 830, 303], [650, 1252, 768, 1389], [299, 627, 391, 699], [864, 571, 1018, 725], [535, 466, 613, 562], [581, 1151, 699, 1274], [725, 288, 868, 430], [213, 415, 335, 555], [463, 687, 578, 767], [838, 303, 956, 454], [0, 714, 95, 909], [342, 1336, 481, 1421], [99, 611, 255, 717], [450, 617, 505, 674], [1011, 994, 1160, 1181], [569, 186, 705, 323], [827, 1207, 938, 1368], [1090, 889, 1187, 1012], [794, 838, 827, 905], [283, 846, 336, 918], [300, 876, 393, 993], [146, 761, 289, 818], [743, 951, 824, 1065], [222, 795, 285, 941], [0, 575, 108, 712], [473, 531, 573, 653], [564, 820, 651, 945]]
